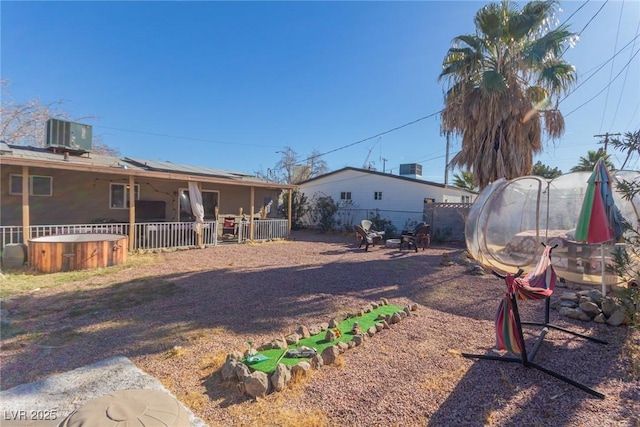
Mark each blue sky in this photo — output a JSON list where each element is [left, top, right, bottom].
[[2, 1, 639, 183]]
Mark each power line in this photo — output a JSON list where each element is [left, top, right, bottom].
[[565, 47, 640, 117], [599, 0, 624, 132], [93, 124, 282, 149]]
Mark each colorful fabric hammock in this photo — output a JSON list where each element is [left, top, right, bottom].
[[495, 245, 556, 354]]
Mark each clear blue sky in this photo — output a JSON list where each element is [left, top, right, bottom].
[[2, 1, 639, 183]]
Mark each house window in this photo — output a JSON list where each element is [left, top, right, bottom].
[[340, 191, 351, 200], [461, 195, 471, 203], [374, 191, 383, 200], [9, 174, 53, 196], [179, 189, 219, 221], [110, 183, 140, 209]]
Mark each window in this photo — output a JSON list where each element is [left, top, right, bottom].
[[374, 191, 383, 200], [9, 174, 53, 196], [461, 195, 471, 203], [340, 191, 351, 200], [110, 183, 140, 209], [179, 189, 219, 221]]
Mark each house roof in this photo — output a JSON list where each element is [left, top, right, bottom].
[[0, 144, 295, 190], [299, 166, 477, 194]]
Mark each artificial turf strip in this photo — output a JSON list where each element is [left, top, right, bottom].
[[245, 304, 404, 374]]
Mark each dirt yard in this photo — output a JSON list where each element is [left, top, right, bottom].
[[1, 230, 638, 426]]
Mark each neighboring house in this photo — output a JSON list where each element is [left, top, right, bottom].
[[0, 142, 294, 250], [298, 165, 477, 232]]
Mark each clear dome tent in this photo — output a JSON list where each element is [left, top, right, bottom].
[[466, 171, 640, 287]]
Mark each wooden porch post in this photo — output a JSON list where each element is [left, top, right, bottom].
[[250, 186, 255, 241], [128, 175, 135, 252], [287, 188, 292, 235], [197, 183, 203, 248], [22, 166, 30, 245]]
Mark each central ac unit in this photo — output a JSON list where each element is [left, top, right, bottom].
[[46, 118, 93, 152]]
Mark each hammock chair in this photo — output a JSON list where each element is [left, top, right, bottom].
[[463, 244, 608, 399]]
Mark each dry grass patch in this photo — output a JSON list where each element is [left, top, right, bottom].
[[199, 351, 227, 374], [164, 345, 188, 359], [227, 395, 329, 427]]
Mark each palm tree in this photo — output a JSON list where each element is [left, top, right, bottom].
[[452, 170, 477, 191], [571, 150, 615, 172], [439, 0, 577, 189]]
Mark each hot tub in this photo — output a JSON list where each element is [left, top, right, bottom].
[[28, 234, 128, 273]]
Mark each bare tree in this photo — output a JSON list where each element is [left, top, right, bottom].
[[0, 80, 120, 155]]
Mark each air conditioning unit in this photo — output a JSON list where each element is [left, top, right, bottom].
[[46, 118, 93, 152]]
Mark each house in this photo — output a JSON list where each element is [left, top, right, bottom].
[[0, 141, 294, 252], [298, 165, 476, 232]]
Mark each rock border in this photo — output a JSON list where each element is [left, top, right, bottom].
[[220, 298, 419, 398]]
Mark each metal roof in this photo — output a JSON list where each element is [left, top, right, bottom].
[[0, 145, 281, 186], [123, 157, 255, 179]]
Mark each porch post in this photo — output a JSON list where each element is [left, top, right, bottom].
[[287, 188, 292, 235], [21, 166, 30, 245], [128, 175, 136, 252], [250, 186, 255, 241]]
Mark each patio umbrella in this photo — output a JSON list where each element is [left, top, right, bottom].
[[574, 158, 622, 294]]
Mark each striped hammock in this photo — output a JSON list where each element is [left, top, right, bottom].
[[495, 245, 557, 354]]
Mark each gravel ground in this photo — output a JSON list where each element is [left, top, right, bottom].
[[1, 230, 638, 426]]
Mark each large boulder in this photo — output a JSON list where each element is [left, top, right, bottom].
[[244, 371, 270, 398], [270, 364, 292, 392]]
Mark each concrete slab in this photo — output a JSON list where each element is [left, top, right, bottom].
[[0, 356, 208, 427]]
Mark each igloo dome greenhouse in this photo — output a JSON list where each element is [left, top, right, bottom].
[[465, 170, 640, 287]]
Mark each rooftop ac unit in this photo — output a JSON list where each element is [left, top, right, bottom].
[[46, 118, 93, 152]]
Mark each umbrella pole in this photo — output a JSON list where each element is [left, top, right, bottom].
[[601, 243, 606, 296]]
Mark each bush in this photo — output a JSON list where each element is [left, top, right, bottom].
[[368, 210, 397, 238], [281, 190, 309, 230], [311, 193, 339, 232]]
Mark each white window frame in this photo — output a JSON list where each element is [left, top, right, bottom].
[[9, 174, 53, 196], [110, 183, 140, 209], [340, 191, 352, 200], [374, 191, 383, 200]]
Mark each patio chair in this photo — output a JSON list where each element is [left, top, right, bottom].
[[361, 219, 385, 239], [222, 217, 236, 236], [400, 223, 430, 252], [462, 244, 607, 399], [354, 225, 383, 251]]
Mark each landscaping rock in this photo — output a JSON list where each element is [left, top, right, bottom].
[[579, 301, 601, 317], [319, 322, 329, 331], [374, 323, 384, 332], [234, 363, 252, 382], [601, 298, 618, 317], [291, 362, 311, 377], [352, 335, 364, 346], [272, 337, 288, 350], [367, 326, 376, 337], [559, 307, 591, 321], [382, 320, 390, 330], [381, 298, 389, 305], [587, 289, 603, 303], [260, 342, 274, 351], [337, 342, 349, 352], [606, 308, 627, 326], [310, 355, 324, 369], [409, 303, 418, 311], [390, 312, 402, 324], [270, 364, 291, 392], [328, 318, 338, 328], [244, 371, 269, 398], [321, 346, 340, 365], [308, 325, 323, 336], [221, 359, 238, 381], [371, 302, 379, 309], [594, 313, 606, 323], [297, 325, 311, 338], [403, 306, 411, 316], [325, 329, 338, 343], [560, 292, 579, 302], [285, 333, 300, 345]]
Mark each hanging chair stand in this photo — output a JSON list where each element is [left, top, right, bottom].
[[462, 245, 608, 399]]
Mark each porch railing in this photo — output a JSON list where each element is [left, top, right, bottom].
[[0, 219, 289, 254]]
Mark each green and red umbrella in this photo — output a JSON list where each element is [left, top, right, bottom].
[[574, 158, 623, 294]]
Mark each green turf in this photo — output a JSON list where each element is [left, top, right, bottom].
[[245, 304, 404, 374]]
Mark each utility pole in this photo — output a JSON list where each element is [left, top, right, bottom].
[[444, 133, 450, 185], [382, 158, 388, 173], [594, 132, 621, 154]]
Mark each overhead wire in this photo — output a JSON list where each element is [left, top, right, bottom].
[[599, 0, 624, 132]]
